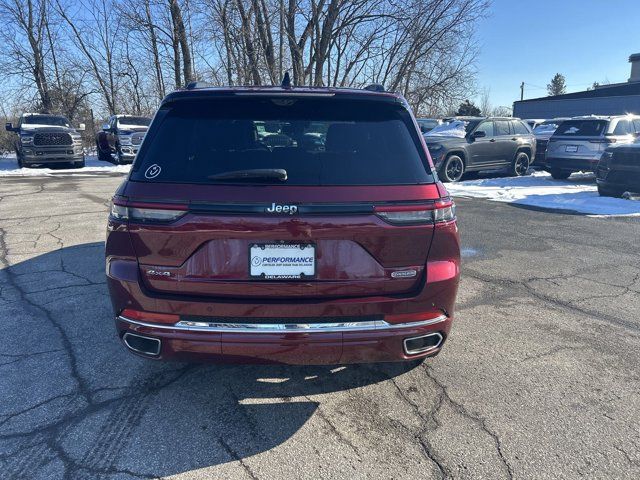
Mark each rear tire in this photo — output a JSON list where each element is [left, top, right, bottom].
[[439, 154, 465, 182], [597, 185, 623, 197], [550, 168, 571, 180], [96, 142, 109, 162], [510, 151, 530, 177]]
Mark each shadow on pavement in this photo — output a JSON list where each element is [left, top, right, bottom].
[[0, 242, 416, 479]]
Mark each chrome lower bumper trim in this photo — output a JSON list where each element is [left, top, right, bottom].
[[117, 314, 447, 333]]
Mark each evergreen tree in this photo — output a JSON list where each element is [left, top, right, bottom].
[[547, 73, 567, 96], [456, 100, 481, 116]]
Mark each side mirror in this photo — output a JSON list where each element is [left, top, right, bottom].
[[419, 125, 429, 133], [77, 123, 86, 131], [102, 124, 110, 131], [5, 122, 16, 132], [472, 130, 486, 138]]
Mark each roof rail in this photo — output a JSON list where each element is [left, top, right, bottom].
[[185, 81, 215, 90], [363, 84, 385, 92]]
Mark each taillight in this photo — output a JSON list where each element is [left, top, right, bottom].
[[599, 151, 613, 169], [109, 200, 187, 224], [375, 199, 456, 225]]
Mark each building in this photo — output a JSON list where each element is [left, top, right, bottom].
[[513, 53, 640, 119]]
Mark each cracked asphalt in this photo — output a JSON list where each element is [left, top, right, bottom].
[[0, 173, 639, 479]]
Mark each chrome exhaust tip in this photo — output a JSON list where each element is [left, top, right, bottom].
[[122, 332, 161, 356], [403, 332, 443, 355]]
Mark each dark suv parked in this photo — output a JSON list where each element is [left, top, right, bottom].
[[96, 115, 151, 164], [596, 142, 640, 197], [424, 117, 536, 182], [105, 84, 460, 365]]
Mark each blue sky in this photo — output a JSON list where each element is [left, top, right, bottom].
[[475, 0, 640, 110]]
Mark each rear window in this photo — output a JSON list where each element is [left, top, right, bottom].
[[131, 97, 433, 186], [554, 120, 607, 137], [118, 116, 151, 127]]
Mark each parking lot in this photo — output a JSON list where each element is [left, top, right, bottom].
[[0, 172, 638, 479]]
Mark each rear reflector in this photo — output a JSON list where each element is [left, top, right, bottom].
[[384, 312, 447, 324], [375, 199, 455, 225], [121, 308, 180, 324], [110, 200, 187, 223]]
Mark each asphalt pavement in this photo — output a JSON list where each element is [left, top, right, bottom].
[[0, 173, 639, 479]]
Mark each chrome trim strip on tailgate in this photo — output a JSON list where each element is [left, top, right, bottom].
[[117, 314, 447, 333]]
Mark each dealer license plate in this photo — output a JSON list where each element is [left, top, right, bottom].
[[250, 243, 315, 279]]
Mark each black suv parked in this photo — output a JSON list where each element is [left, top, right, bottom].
[[96, 115, 151, 164], [596, 142, 640, 197], [424, 117, 536, 182]]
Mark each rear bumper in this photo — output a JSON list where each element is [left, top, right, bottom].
[[115, 314, 451, 364], [107, 252, 459, 364], [596, 177, 639, 193], [546, 156, 599, 172]]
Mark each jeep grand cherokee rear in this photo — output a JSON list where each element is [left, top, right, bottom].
[[106, 85, 460, 364]]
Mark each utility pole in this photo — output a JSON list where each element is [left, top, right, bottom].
[[520, 82, 524, 101]]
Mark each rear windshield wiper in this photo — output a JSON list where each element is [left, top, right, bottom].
[[207, 168, 288, 182]]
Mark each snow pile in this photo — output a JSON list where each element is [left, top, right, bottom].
[[445, 171, 640, 217], [425, 120, 468, 139], [0, 154, 131, 176]]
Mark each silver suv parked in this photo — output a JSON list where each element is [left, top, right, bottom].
[[545, 115, 640, 179]]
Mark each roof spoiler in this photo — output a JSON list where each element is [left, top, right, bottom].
[[185, 81, 215, 90], [363, 84, 385, 92]]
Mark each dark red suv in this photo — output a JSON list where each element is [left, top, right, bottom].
[[105, 84, 460, 364]]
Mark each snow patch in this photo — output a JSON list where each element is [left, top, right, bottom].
[[446, 171, 640, 217], [0, 154, 130, 176], [425, 120, 468, 139]]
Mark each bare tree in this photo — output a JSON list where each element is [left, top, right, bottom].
[[55, 0, 121, 114], [0, 0, 53, 111], [0, 0, 489, 119], [169, 0, 193, 85], [479, 87, 492, 116]]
